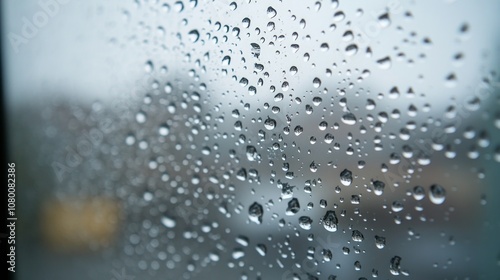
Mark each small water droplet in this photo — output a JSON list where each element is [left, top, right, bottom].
[[161, 215, 176, 228]]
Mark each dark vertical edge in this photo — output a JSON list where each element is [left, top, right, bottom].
[[0, 1, 14, 279]]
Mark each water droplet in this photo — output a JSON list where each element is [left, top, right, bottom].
[[125, 134, 136, 146], [390, 256, 403, 275], [391, 200, 404, 212], [341, 112, 357, 125], [294, 125, 303, 136], [322, 249, 332, 262], [251, 43, 261, 58], [373, 180, 385, 196], [159, 124, 170, 136], [242, 17, 251, 28], [313, 78, 322, 88], [236, 168, 247, 181], [249, 202, 264, 224], [376, 56, 392, 69], [345, 44, 358, 56], [412, 186, 425, 200], [256, 244, 267, 256], [298, 216, 313, 230], [429, 184, 446, 204], [144, 60, 154, 73], [286, 198, 300, 216], [222, 55, 231, 66], [136, 111, 147, 123], [352, 230, 364, 242], [340, 169, 353, 186], [333, 11, 345, 21], [322, 210, 338, 232], [188, 29, 199, 42], [161, 215, 176, 228], [309, 161, 318, 172], [375, 235, 386, 249], [229, 1, 237, 10], [264, 117, 276, 130], [378, 13, 391, 27], [232, 249, 245, 259]]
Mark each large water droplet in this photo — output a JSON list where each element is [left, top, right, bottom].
[[429, 184, 446, 204]]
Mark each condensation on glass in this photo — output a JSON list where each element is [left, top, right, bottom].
[[5, 0, 500, 279]]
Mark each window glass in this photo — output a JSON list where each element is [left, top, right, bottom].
[[4, 0, 500, 279]]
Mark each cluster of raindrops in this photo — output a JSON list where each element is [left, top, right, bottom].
[[47, 0, 499, 279]]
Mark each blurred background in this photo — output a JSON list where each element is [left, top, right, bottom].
[[2, 0, 500, 279]]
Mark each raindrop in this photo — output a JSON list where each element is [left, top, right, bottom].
[[236, 168, 247, 181], [298, 216, 313, 230], [376, 56, 392, 69], [313, 78, 322, 88], [242, 17, 251, 28], [375, 235, 386, 249], [345, 44, 358, 56], [390, 256, 403, 275], [222, 55, 231, 66], [264, 117, 277, 130], [136, 111, 147, 123], [256, 244, 267, 256], [161, 215, 176, 228], [251, 43, 261, 58], [412, 186, 425, 200], [429, 184, 446, 205], [322, 210, 338, 232], [340, 169, 353, 186], [352, 230, 364, 242], [267, 6, 277, 18], [341, 112, 357, 125], [246, 145, 258, 161], [159, 124, 170, 136], [144, 60, 154, 73], [333, 11, 345, 21], [188, 29, 199, 42], [373, 180, 385, 196], [378, 13, 391, 27], [249, 202, 264, 224], [294, 125, 304, 136], [309, 161, 318, 172], [286, 198, 301, 216]]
